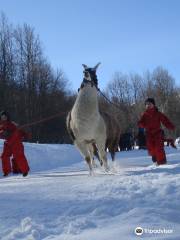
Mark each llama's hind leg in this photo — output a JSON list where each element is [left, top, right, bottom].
[[110, 151, 115, 161], [75, 141, 93, 173]]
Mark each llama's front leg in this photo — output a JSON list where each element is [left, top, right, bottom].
[[96, 143, 109, 172], [88, 145, 96, 168], [85, 156, 93, 174], [75, 141, 93, 174]]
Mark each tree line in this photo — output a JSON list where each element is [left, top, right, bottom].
[[0, 13, 179, 143]]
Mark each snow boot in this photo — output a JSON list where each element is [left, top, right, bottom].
[[152, 156, 157, 163], [22, 172, 28, 177]]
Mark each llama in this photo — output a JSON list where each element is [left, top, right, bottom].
[[66, 63, 109, 173]]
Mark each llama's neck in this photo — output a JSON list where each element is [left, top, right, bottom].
[[74, 85, 99, 114]]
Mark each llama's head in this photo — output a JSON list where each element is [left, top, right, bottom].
[[81, 62, 101, 88]]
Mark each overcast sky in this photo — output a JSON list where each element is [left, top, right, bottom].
[[1, 0, 180, 90]]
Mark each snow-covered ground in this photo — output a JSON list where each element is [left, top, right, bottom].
[[0, 139, 180, 240]]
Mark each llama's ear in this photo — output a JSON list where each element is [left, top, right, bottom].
[[82, 64, 88, 69], [93, 62, 101, 70]]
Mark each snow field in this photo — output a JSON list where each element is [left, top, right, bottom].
[[0, 140, 180, 239]]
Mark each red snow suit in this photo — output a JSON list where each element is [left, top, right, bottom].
[[0, 120, 30, 175], [138, 107, 175, 165]]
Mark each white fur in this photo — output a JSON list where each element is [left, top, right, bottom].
[[69, 82, 108, 173]]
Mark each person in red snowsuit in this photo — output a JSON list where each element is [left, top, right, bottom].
[[0, 111, 30, 177], [138, 98, 175, 165]]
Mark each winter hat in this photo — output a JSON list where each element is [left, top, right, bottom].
[[0, 110, 10, 120], [145, 98, 155, 106]]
